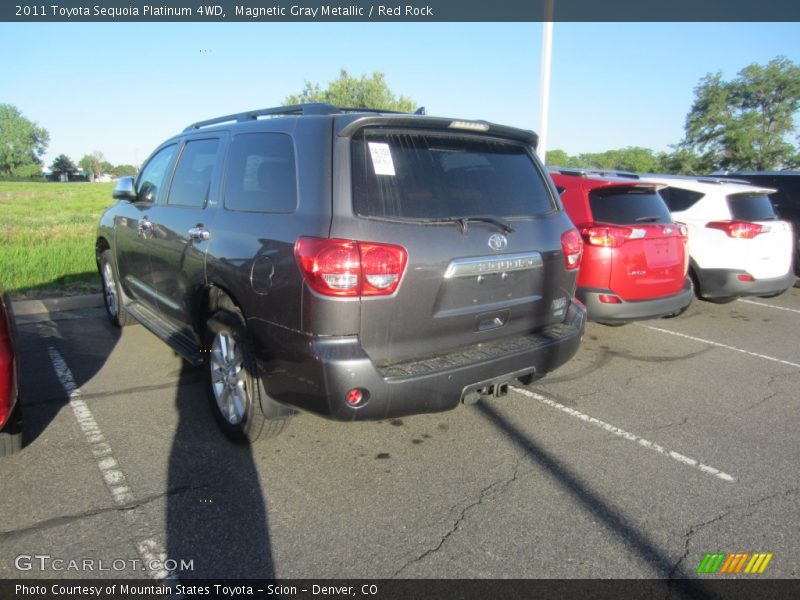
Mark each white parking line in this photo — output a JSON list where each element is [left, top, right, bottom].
[[46, 345, 172, 580], [738, 298, 800, 315], [635, 324, 800, 370], [511, 386, 736, 483]]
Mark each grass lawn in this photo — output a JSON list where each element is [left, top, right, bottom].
[[0, 181, 116, 298]]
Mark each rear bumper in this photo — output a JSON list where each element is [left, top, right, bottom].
[[249, 300, 586, 421], [696, 268, 795, 299], [578, 279, 694, 323]]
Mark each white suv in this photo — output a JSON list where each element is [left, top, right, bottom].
[[645, 175, 795, 302]]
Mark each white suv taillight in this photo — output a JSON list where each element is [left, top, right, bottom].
[[561, 228, 583, 270], [706, 220, 766, 239], [294, 237, 408, 297]]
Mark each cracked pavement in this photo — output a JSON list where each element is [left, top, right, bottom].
[[1, 289, 799, 579]]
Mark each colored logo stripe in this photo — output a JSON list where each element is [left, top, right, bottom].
[[697, 552, 773, 574], [719, 553, 749, 574], [744, 553, 774, 574], [697, 553, 726, 574]]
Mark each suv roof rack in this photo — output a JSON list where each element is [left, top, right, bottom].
[[548, 167, 640, 180], [697, 177, 751, 185], [645, 173, 754, 185], [184, 103, 419, 132]]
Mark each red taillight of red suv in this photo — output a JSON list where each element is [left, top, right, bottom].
[[295, 237, 408, 297], [0, 307, 13, 427], [561, 228, 583, 270], [580, 225, 634, 248], [706, 220, 766, 239]]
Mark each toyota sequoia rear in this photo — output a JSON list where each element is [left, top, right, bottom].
[[96, 104, 586, 443]]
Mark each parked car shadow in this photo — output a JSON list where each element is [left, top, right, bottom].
[[17, 303, 275, 577], [166, 361, 275, 578], [476, 401, 716, 598], [16, 306, 120, 446]]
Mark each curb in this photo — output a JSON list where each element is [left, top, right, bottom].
[[11, 294, 104, 317]]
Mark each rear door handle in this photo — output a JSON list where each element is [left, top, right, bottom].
[[188, 226, 210, 241]]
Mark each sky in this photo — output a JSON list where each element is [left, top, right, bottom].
[[1, 20, 798, 168]]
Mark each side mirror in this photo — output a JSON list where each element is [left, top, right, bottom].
[[112, 176, 137, 201]]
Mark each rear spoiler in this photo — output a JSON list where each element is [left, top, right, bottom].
[[336, 115, 539, 148]]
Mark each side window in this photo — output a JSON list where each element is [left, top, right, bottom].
[[167, 139, 219, 207], [223, 133, 297, 213], [658, 187, 704, 212], [136, 144, 178, 203]]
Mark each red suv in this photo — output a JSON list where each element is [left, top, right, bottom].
[[549, 169, 693, 324], [1, 289, 21, 456]]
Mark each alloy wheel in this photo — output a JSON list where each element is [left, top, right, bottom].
[[210, 330, 248, 425]]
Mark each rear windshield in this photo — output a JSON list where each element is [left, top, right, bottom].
[[351, 130, 555, 219], [727, 194, 778, 221], [658, 187, 704, 212], [588, 188, 673, 225]]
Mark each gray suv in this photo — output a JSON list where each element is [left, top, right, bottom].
[[96, 104, 586, 443]]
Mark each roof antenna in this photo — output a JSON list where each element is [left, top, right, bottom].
[[415, 106, 426, 115]]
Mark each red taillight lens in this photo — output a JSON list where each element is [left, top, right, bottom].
[[294, 237, 407, 297], [295, 238, 360, 296], [360, 243, 406, 296], [598, 294, 622, 304], [561, 228, 583, 270], [706, 220, 765, 239], [580, 225, 632, 248]]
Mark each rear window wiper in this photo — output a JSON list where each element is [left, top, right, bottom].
[[422, 216, 515, 234], [634, 216, 665, 223], [365, 215, 515, 234]]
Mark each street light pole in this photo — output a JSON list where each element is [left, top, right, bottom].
[[537, 0, 554, 163]]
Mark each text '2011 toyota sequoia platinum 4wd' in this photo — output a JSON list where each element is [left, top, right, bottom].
[[96, 104, 586, 443]]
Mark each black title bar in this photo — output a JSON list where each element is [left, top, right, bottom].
[[3, 0, 800, 22], [4, 579, 800, 600]]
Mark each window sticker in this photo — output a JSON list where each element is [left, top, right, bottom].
[[368, 142, 396, 176]]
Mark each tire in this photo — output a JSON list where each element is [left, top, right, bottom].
[[99, 249, 134, 327], [663, 278, 694, 318], [205, 308, 290, 443], [705, 296, 737, 304], [0, 403, 23, 457]]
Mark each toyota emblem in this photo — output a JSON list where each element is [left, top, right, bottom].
[[488, 233, 508, 251]]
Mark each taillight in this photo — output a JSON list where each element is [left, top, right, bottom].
[[294, 237, 407, 297], [580, 225, 636, 248], [561, 228, 583, 270], [0, 310, 12, 427], [675, 222, 689, 238], [706, 220, 765, 239], [360, 243, 406, 296]]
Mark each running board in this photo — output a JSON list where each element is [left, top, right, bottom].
[[124, 301, 204, 366]]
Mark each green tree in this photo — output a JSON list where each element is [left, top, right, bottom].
[[284, 69, 416, 112], [79, 151, 105, 181], [683, 57, 800, 170], [51, 154, 77, 180], [580, 151, 618, 170], [544, 149, 571, 166], [108, 163, 138, 177], [613, 147, 660, 173], [0, 104, 49, 176], [656, 146, 707, 175]]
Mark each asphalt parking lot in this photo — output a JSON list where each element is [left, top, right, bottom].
[[1, 286, 798, 582]]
